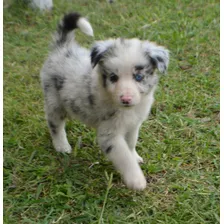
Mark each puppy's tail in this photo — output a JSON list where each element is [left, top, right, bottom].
[[54, 12, 94, 46]]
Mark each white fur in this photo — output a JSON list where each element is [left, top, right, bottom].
[[40, 14, 169, 190], [77, 18, 94, 37]]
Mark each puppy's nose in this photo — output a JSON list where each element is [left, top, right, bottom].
[[120, 95, 132, 105]]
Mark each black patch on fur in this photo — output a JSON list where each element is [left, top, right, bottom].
[[105, 145, 113, 154], [52, 76, 64, 91], [54, 107, 66, 120], [156, 56, 164, 62], [90, 47, 106, 68], [64, 98, 69, 103], [65, 50, 72, 58], [145, 68, 154, 75], [108, 111, 116, 117], [48, 121, 57, 135], [102, 73, 107, 88], [60, 114, 65, 120], [88, 94, 95, 106], [71, 100, 80, 113], [90, 47, 98, 61], [149, 56, 167, 72], [70, 100, 87, 119], [57, 12, 81, 44], [145, 52, 158, 70], [44, 83, 50, 92], [102, 111, 116, 121], [150, 57, 157, 69], [63, 13, 81, 31]]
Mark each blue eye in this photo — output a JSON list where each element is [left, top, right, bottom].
[[134, 74, 144, 82]]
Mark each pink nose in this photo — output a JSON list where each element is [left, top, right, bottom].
[[120, 95, 132, 105]]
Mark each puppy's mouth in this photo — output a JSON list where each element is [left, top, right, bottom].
[[120, 103, 135, 108]]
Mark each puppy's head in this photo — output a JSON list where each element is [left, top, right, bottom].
[[91, 38, 169, 107]]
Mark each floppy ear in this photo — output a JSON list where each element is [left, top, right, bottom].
[[143, 42, 169, 74], [90, 40, 114, 68]]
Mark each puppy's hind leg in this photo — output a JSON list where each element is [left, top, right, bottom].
[[45, 103, 72, 154]]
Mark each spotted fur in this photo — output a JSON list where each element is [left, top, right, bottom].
[[40, 12, 169, 190]]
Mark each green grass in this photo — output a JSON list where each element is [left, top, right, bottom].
[[3, 0, 220, 223]]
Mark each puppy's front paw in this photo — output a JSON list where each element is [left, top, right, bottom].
[[133, 150, 144, 164], [124, 169, 146, 190], [53, 141, 72, 153]]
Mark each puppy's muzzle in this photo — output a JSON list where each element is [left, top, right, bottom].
[[120, 95, 133, 106]]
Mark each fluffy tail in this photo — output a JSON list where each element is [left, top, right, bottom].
[[54, 12, 94, 46]]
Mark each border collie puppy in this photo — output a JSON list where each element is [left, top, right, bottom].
[[40, 12, 169, 190]]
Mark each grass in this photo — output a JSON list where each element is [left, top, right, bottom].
[[3, 0, 220, 223]]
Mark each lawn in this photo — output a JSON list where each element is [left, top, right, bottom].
[[3, 0, 220, 223]]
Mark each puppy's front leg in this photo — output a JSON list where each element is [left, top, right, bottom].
[[97, 132, 146, 190], [125, 126, 144, 163]]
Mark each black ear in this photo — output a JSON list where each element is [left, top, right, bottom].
[[90, 46, 106, 68], [143, 42, 169, 74], [90, 40, 114, 68]]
